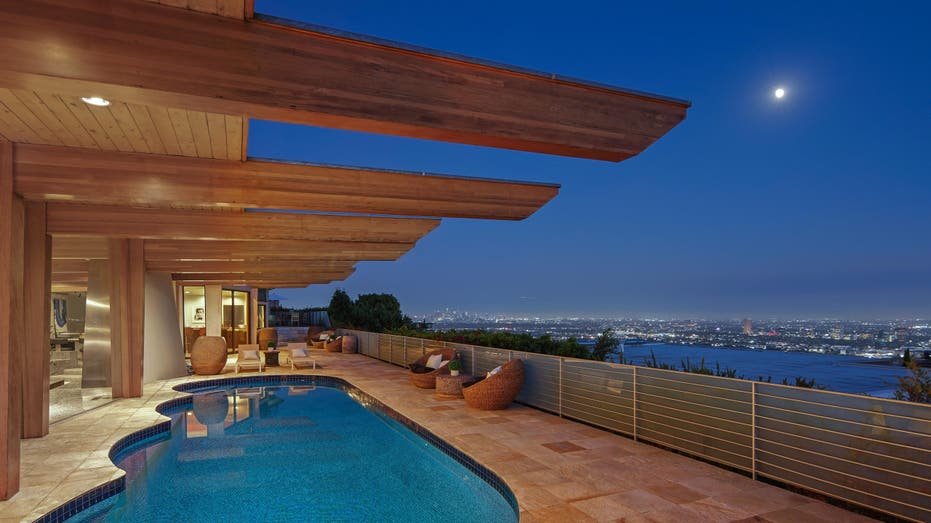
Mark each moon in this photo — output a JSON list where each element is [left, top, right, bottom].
[[774, 88, 786, 99]]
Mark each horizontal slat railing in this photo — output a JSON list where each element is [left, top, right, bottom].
[[339, 329, 931, 522]]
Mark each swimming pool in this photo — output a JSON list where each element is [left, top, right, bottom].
[[59, 376, 517, 522]]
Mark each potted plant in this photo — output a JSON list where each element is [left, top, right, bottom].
[[266, 340, 277, 350], [449, 359, 462, 377]]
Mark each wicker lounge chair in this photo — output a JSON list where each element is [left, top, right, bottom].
[[409, 348, 456, 389], [324, 336, 342, 352], [463, 359, 524, 410], [235, 346, 264, 374], [310, 332, 332, 350]]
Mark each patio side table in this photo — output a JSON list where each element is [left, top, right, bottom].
[[435, 374, 472, 399]]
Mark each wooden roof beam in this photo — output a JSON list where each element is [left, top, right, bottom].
[[171, 271, 351, 282], [13, 144, 558, 220], [46, 204, 440, 243], [141, 0, 254, 20], [51, 284, 87, 293], [0, 0, 688, 162], [176, 281, 311, 289], [148, 259, 356, 273], [52, 236, 108, 260], [51, 236, 413, 262], [143, 239, 412, 262], [51, 259, 88, 273], [171, 271, 344, 285]]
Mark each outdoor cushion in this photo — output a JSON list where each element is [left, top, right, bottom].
[[426, 353, 443, 369], [291, 348, 307, 358], [486, 365, 502, 378], [242, 349, 259, 360]]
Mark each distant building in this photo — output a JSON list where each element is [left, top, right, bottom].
[[742, 318, 752, 335], [894, 326, 910, 342]]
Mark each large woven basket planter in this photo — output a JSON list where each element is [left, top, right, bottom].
[[311, 339, 326, 350], [463, 359, 524, 410], [409, 347, 456, 389], [190, 336, 228, 375], [341, 334, 357, 354], [257, 328, 278, 350], [324, 337, 342, 352]]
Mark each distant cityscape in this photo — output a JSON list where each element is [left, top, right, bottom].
[[416, 309, 931, 361]]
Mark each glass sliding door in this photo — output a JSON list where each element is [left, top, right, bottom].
[[182, 286, 206, 355], [222, 289, 250, 350]]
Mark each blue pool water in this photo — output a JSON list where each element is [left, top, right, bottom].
[[70, 384, 516, 522]]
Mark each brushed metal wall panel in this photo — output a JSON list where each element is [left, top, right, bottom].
[[82, 259, 111, 388]]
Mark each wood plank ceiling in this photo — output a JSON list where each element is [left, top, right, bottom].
[[0, 90, 245, 160], [0, 0, 689, 291]]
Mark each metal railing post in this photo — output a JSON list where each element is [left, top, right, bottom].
[[559, 358, 564, 418], [752, 381, 757, 481], [633, 366, 638, 441]]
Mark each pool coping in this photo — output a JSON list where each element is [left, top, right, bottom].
[[35, 374, 519, 522]]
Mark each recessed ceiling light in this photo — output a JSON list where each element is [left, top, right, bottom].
[[81, 96, 111, 107]]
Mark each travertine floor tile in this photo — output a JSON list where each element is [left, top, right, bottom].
[[0, 352, 878, 523]]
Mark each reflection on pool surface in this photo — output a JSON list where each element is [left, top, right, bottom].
[[71, 383, 516, 522]]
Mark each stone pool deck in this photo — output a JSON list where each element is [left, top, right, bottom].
[[1, 351, 876, 522]]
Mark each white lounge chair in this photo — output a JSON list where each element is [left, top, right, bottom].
[[235, 346, 264, 373], [290, 346, 317, 370]]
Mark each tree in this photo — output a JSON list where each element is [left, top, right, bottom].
[[353, 293, 409, 332], [591, 327, 620, 362], [894, 362, 931, 403], [327, 289, 355, 328]]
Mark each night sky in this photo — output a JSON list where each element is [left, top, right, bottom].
[[251, 1, 931, 319]]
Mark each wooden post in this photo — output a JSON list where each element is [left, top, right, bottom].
[[109, 239, 144, 398], [249, 288, 258, 344], [0, 139, 24, 499], [22, 202, 50, 438]]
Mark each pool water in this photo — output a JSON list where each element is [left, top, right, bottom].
[[71, 385, 516, 522]]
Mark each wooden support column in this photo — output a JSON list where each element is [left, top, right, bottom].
[[22, 202, 49, 438], [249, 288, 258, 344], [108, 239, 144, 398], [0, 139, 24, 499]]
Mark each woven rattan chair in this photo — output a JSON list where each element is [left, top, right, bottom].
[[409, 348, 456, 389], [324, 336, 342, 352], [310, 332, 333, 350], [462, 359, 524, 410]]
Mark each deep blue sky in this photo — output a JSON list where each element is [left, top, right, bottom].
[[251, 1, 931, 319]]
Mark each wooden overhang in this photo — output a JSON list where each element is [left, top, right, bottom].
[[2, 0, 690, 291], [0, 0, 689, 162], [170, 271, 354, 282], [149, 260, 356, 274], [13, 144, 558, 220], [52, 237, 413, 262], [143, 240, 412, 262], [49, 236, 412, 292], [46, 204, 439, 243]]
